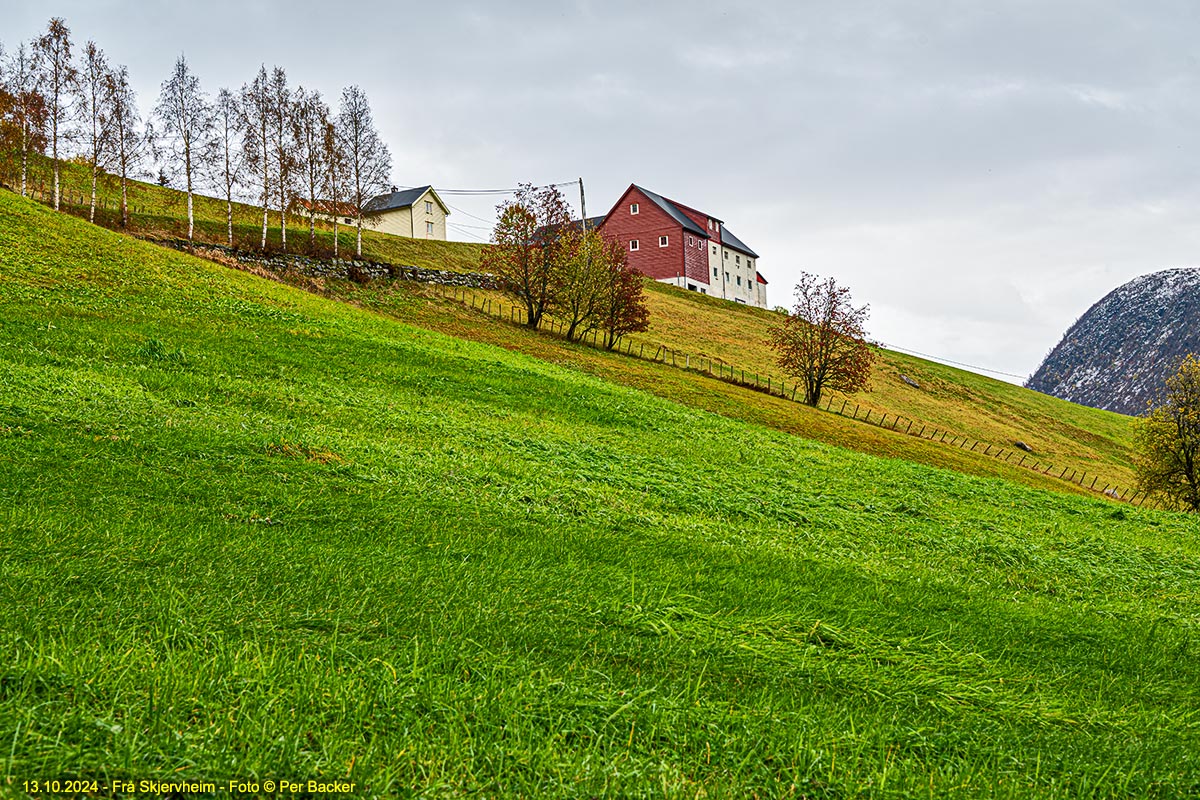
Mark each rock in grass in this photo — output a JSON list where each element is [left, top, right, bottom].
[[901, 374, 920, 389], [1015, 441, 1034, 453]]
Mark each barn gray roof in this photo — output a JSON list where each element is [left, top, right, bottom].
[[633, 185, 707, 237], [719, 227, 759, 259]]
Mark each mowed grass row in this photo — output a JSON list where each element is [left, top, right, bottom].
[[2, 190, 1200, 797]]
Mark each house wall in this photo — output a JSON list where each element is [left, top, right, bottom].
[[371, 207, 414, 237], [412, 191, 449, 240], [597, 186, 684, 282], [708, 239, 762, 307], [361, 190, 449, 240]]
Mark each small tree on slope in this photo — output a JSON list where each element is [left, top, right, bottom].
[[482, 183, 573, 330], [1135, 353, 1200, 512], [769, 272, 874, 407]]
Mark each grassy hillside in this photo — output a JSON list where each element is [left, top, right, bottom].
[[3, 189, 1200, 797], [337, 279, 1138, 496], [6, 157, 1136, 495], [635, 282, 1137, 477], [2, 156, 487, 273]]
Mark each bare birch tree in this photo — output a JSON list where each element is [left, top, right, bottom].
[[269, 67, 296, 253], [155, 54, 211, 243], [33, 17, 77, 211], [211, 88, 246, 246], [76, 41, 114, 223], [293, 87, 329, 252], [241, 66, 273, 251], [2, 43, 47, 196], [337, 85, 391, 258], [321, 117, 347, 258], [105, 65, 148, 229]]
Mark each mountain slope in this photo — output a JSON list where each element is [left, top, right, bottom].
[[1028, 267, 1200, 415]]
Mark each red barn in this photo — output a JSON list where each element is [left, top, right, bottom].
[[595, 184, 768, 308]]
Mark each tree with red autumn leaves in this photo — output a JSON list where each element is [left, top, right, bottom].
[[594, 233, 649, 350], [483, 185, 651, 343], [483, 183, 574, 329], [769, 272, 874, 407]]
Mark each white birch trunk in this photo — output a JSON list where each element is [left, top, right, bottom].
[[89, 164, 97, 223]]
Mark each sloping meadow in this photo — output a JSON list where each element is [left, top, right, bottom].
[[2, 191, 1200, 797]]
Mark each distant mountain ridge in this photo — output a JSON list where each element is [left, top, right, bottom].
[[1027, 267, 1200, 415]]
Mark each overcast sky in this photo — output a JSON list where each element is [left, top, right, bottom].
[[5, 1, 1200, 382]]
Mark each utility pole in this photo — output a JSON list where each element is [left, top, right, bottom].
[[578, 177, 587, 227]]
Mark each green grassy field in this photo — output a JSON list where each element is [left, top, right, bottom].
[[3, 188, 1200, 797], [333, 279, 1138, 499], [5, 155, 1138, 496]]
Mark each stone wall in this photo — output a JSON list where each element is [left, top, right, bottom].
[[155, 238, 497, 289]]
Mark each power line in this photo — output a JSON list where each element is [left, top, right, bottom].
[[395, 180, 576, 196], [446, 203, 497, 226], [447, 223, 488, 243], [881, 343, 1028, 381]]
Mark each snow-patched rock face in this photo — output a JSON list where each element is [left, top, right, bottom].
[[1026, 267, 1200, 416]]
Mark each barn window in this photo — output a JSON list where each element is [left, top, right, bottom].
[[659, 236, 669, 247], [630, 239, 639, 251], [630, 203, 639, 215]]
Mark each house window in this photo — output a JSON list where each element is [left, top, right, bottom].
[[688, 235, 694, 246], [725, 272, 730, 281], [736, 255, 741, 264], [712, 245, 717, 255], [708, 220, 713, 230], [630, 239, 639, 251], [630, 203, 639, 215], [724, 251, 728, 260], [700, 288, 707, 295], [425, 201, 433, 214], [712, 268, 718, 278], [737, 276, 742, 286], [659, 235, 669, 247], [426, 221, 435, 235], [344, 217, 353, 224]]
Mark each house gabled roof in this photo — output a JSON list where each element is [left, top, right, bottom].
[[719, 226, 759, 259], [363, 185, 450, 215], [632, 185, 707, 237]]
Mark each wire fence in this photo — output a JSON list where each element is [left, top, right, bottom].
[[439, 285, 1160, 508]]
